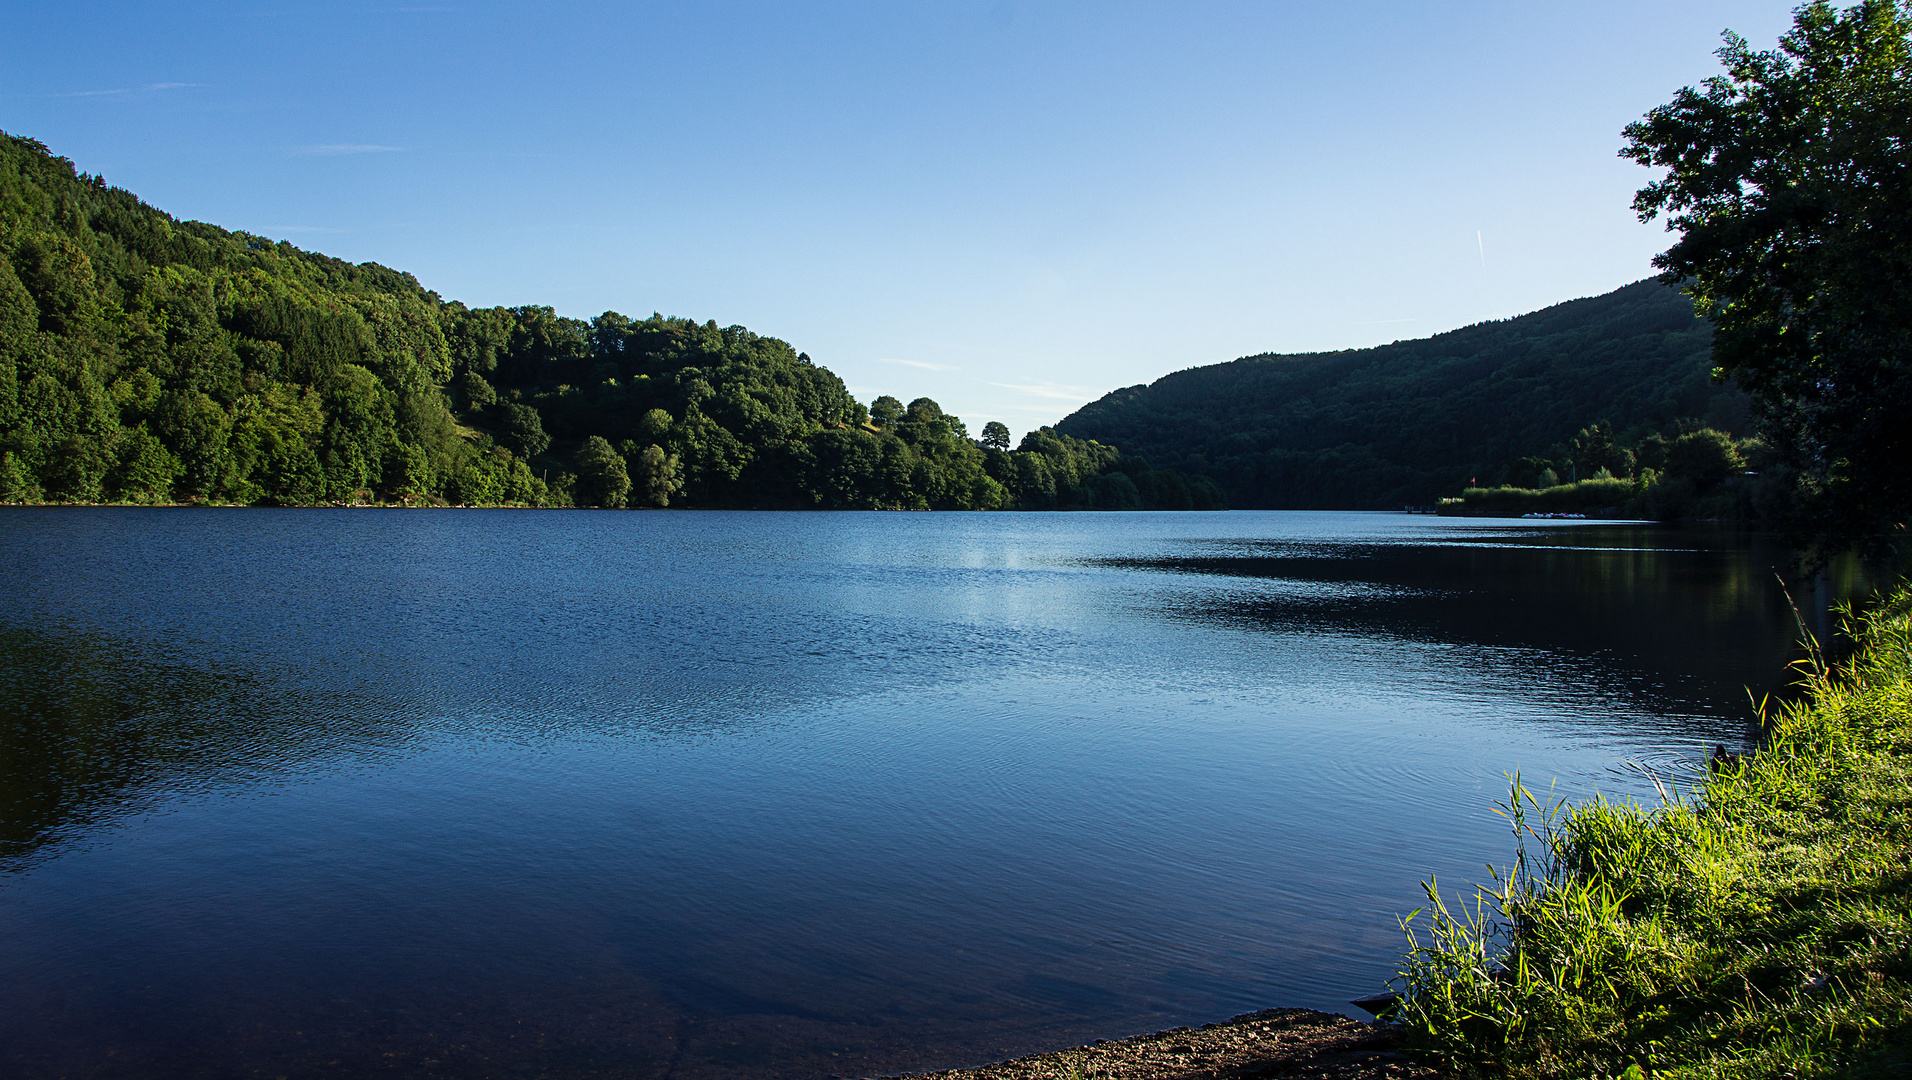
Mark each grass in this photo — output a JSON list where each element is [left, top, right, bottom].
[[1444, 477, 1644, 517], [1394, 581, 1912, 1078]]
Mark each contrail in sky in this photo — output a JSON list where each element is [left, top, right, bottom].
[[1477, 230, 1486, 268]]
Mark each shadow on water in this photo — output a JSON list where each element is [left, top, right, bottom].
[[0, 626, 411, 873], [1090, 523, 1884, 728]]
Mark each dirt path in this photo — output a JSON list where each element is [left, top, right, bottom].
[[883, 1009, 1439, 1080]]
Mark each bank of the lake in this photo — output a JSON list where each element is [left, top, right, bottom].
[[910, 579, 1912, 1080], [1395, 581, 1912, 1079], [902, 1009, 1432, 1080]]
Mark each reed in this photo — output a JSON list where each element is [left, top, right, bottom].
[[1394, 582, 1912, 1078]]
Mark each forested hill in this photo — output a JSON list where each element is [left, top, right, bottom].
[[1056, 281, 1748, 509], [0, 131, 1217, 510]]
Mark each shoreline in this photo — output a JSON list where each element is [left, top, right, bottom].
[[888, 1010, 1436, 1080]]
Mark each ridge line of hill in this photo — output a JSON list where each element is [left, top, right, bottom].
[[0, 130, 1218, 511], [1055, 279, 1747, 510]]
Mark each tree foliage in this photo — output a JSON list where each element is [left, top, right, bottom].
[[1624, 0, 1912, 552], [0, 131, 1213, 511], [1057, 281, 1745, 508], [1450, 424, 1774, 521], [0, 132, 467, 507]]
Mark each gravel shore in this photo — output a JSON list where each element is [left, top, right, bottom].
[[881, 1009, 1439, 1080]]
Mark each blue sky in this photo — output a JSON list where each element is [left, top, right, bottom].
[[3, 1, 1797, 436]]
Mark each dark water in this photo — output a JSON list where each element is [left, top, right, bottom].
[[0, 510, 1866, 1078]]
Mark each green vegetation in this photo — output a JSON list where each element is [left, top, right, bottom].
[[1442, 477, 1644, 519], [1441, 424, 1787, 520], [0, 131, 1212, 511], [1624, 0, 1912, 556], [1056, 280, 1746, 510], [1397, 583, 1912, 1078], [1397, 7, 1912, 1078]]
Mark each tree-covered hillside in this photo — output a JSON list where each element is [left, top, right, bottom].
[[0, 131, 1215, 510], [1056, 281, 1747, 509]]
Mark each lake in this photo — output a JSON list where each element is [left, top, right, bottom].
[[0, 509, 1853, 1078]]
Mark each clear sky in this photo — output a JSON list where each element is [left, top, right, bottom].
[[2, 1, 1798, 437]]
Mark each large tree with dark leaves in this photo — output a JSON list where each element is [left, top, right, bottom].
[[1624, 0, 1912, 554]]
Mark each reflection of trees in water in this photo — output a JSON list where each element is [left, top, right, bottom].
[[1099, 526, 1885, 721], [0, 628, 403, 872]]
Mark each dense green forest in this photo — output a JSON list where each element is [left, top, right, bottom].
[[0, 131, 1218, 511], [1056, 281, 1747, 509], [1439, 421, 1785, 520]]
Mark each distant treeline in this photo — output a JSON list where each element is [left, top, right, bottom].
[[0, 131, 1219, 511], [1057, 281, 1747, 510], [1441, 421, 1785, 520]]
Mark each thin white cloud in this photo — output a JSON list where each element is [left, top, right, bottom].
[[878, 358, 958, 372], [292, 144, 404, 156], [988, 381, 1100, 401], [48, 82, 202, 98]]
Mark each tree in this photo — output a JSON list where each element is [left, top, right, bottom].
[[1663, 429, 1746, 486], [383, 441, 432, 500], [1623, 0, 1912, 552], [107, 426, 182, 502], [869, 395, 905, 427], [636, 408, 672, 443], [155, 390, 233, 499], [455, 371, 496, 411], [1635, 433, 1670, 474], [980, 421, 1011, 452], [496, 402, 550, 460], [623, 441, 681, 507], [1569, 421, 1634, 480], [1501, 456, 1550, 489], [573, 435, 630, 508], [0, 452, 37, 502], [43, 434, 112, 502]]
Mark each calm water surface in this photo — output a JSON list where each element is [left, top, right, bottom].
[[0, 510, 1849, 1078]]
